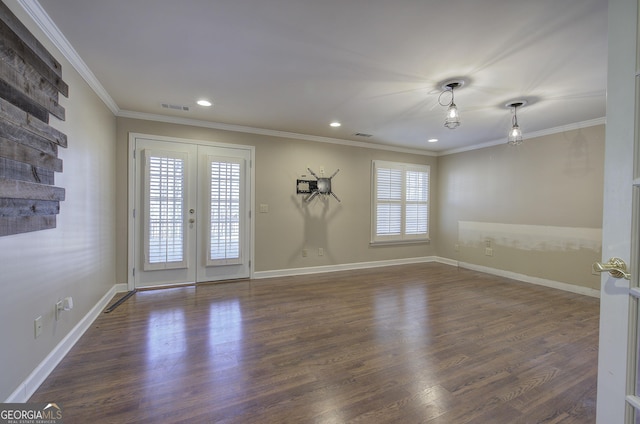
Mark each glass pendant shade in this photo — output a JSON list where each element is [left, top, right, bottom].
[[444, 102, 460, 129], [508, 124, 522, 145], [506, 101, 525, 145]]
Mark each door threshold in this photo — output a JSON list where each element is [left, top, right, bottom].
[[136, 282, 196, 291], [197, 278, 251, 286]]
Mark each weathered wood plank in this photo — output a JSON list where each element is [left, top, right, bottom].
[[0, 78, 49, 122], [0, 138, 62, 171], [0, 33, 60, 101], [0, 214, 56, 236], [0, 95, 66, 147], [0, 1, 65, 85], [0, 19, 68, 97], [0, 198, 59, 216], [0, 157, 54, 185], [0, 1, 68, 237], [0, 60, 65, 120], [0, 121, 57, 156], [0, 178, 65, 201]]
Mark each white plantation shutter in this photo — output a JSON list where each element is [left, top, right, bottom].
[[376, 167, 402, 236], [372, 161, 430, 243], [405, 170, 429, 234], [207, 156, 243, 265], [144, 150, 188, 270]]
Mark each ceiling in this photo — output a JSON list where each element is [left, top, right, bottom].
[[31, 0, 608, 154]]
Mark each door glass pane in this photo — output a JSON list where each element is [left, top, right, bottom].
[[633, 186, 640, 404], [144, 151, 186, 270], [636, 303, 640, 400], [209, 159, 241, 264]]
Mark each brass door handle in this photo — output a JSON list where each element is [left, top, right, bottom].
[[592, 257, 631, 280]]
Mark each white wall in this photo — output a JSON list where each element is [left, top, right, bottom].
[[0, 1, 117, 401]]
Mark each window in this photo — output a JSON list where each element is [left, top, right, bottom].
[[371, 160, 429, 244], [144, 150, 187, 270]]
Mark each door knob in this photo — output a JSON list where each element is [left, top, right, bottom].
[[592, 257, 631, 280]]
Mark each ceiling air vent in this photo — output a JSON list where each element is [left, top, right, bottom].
[[161, 103, 190, 112], [354, 132, 373, 138]]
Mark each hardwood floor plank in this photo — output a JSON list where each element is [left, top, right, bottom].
[[29, 263, 599, 423]]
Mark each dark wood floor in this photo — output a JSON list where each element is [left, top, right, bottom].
[[30, 263, 599, 423]]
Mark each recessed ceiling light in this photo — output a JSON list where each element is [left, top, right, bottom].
[[330, 122, 341, 127], [197, 99, 212, 107], [428, 138, 438, 143]]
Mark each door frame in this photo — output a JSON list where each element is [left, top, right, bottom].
[[127, 132, 255, 291], [596, 0, 637, 421]]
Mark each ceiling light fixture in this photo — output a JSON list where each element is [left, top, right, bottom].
[[428, 138, 438, 143], [439, 80, 465, 129], [197, 99, 212, 107], [330, 122, 341, 127], [506, 100, 526, 145]]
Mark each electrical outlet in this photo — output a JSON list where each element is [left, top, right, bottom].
[[485, 247, 493, 256], [55, 300, 63, 320], [34, 316, 42, 338], [259, 204, 269, 213], [454, 244, 459, 252], [302, 249, 308, 257], [485, 240, 491, 247], [318, 248, 324, 256]]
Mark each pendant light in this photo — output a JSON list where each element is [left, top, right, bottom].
[[439, 80, 464, 129], [506, 101, 526, 145]]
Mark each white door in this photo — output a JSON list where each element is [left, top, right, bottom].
[[129, 134, 253, 289], [596, 0, 637, 422], [196, 145, 251, 282]]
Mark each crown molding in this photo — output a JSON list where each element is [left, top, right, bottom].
[[438, 117, 606, 156], [117, 110, 438, 157], [17, 0, 120, 114]]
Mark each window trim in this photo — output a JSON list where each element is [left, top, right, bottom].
[[370, 160, 430, 245]]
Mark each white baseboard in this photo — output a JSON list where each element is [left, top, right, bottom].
[[253, 256, 439, 279], [254, 257, 599, 298], [456, 261, 600, 298], [5, 283, 128, 403]]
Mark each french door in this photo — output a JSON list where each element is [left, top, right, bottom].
[[596, 0, 638, 421], [128, 134, 253, 289]]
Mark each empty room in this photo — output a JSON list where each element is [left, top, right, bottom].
[[0, 0, 635, 422]]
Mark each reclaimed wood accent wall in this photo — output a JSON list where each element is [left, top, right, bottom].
[[0, 1, 68, 236]]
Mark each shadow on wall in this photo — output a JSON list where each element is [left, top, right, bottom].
[[287, 195, 343, 265]]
